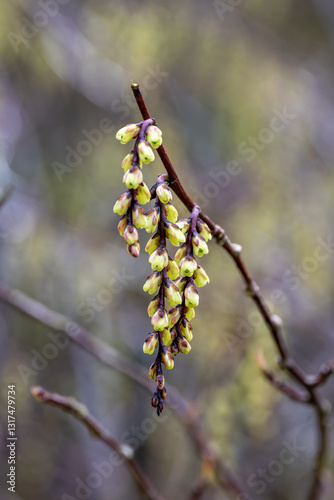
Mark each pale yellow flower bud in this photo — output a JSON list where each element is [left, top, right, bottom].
[[145, 207, 160, 233], [164, 281, 182, 306], [174, 277, 187, 293], [174, 244, 187, 264], [145, 232, 160, 255], [123, 166, 143, 189], [116, 124, 140, 144], [147, 295, 159, 318], [177, 337, 191, 354], [132, 204, 147, 229], [197, 220, 212, 241], [156, 183, 172, 204], [170, 327, 177, 341], [117, 215, 127, 237], [184, 283, 199, 307], [161, 350, 174, 370], [177, 218, 190, 234], [143, 272, 162, 295], [123, 224, 138, 245], [151, 308, 168, 331], [161, 387, 167, 399], [145, 125, 162, 149], [149, 247, 169, 271], [165, 203, 178, 223], [179, 256, 198, 277], [180, 318, 193, 341], [143, 333, 158, 355], [135, 183, 151, 205], [193, 265, 210, 287], [121, 153, 134, 172], [113, 191, 132, 215], [166, 258, 179, 280], [185, 307, 196, 321], [192, 232, 209, 257], [162, 328, 172, 346], [168, 306, 182, 327], [156, 374, 165, 389], [148, 362, 157, 380], [138, 140, 155, 163], [127, 242, 140, 258], [165, 222, 186, 246]]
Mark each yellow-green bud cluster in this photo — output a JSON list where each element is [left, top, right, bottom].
[[114, 119, 163, 257], [167, 210, 211, 359], [142, 176, 188, 415], [115, 117, 212, 416]]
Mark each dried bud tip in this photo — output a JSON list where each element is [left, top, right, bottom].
[[126, 242, 140, 258], [148, 362, 158, 380], [156, 374, 165, 390], [231, 243, 242, 257], [271, 315, 283, 328]]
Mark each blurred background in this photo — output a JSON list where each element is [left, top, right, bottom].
[[0, 0, 334, 499]]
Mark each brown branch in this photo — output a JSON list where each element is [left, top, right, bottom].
[[256, 351, 311, 404], [131, 83, 332, 500], [309, 359, 334, 388], [0, 281, 249, 500], [31, 386, 164, 500]]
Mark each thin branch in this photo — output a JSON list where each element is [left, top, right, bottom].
[[0, 281, 249, 500], [31, 386, 164, 500], [309, 359, 334, 388], [131, 83, 332, 500], [256, 352, 311, 404]]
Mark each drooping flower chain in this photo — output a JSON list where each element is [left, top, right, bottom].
[[113, 120, 162, 257], [143, 175, 187, 414], [114, 120, 211, 415]]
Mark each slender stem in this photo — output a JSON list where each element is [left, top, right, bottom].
[[131, 83, 332, 500], [31, 386, 164, 500]]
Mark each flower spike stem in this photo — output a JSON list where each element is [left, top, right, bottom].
[[131, 83, 333, 500]]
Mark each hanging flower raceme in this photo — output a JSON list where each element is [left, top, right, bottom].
[[167, 207, 211, 359], [113, 120, 163, 257], [143, 175, 186, 415], [114, 111, 212, 416]]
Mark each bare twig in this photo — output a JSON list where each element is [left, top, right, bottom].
[[256, 350, 311, 403], [0, 281, 249, 500], [309, 359, 334, 388], [131, 83, 332, 500], [31, 385, 164, 500]]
